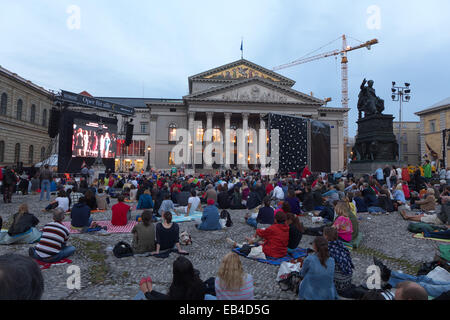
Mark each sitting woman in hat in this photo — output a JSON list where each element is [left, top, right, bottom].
[[196, 199, 222, 231]]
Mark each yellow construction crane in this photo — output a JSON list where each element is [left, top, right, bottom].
[[273, 35, 378, 166]]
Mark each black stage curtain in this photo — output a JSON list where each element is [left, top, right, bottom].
[[58, 110, 116, 173], [268, 113, 308, 174], [311, 120, 331, 173]]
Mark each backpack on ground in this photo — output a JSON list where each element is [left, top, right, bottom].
[[220, 210, 233, 227], [113, 241, 134, 258]]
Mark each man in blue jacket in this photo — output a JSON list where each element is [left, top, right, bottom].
[[196, 199, 222, 231], [70, 197, 92, 231]]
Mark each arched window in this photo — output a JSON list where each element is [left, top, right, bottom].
[[40, 146, 46, 161], [17, 99, 23, 120], [0, 93, 7, 115], [168, 123, 177, 144], [28, 145, 34, 164], [30, 104, 36, 123], [0, 141, 4, 162], [14, 143, 20, 163], [42, 109, 47, 127]]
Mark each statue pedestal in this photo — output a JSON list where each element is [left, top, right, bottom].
[[349, 114, 402, 177]]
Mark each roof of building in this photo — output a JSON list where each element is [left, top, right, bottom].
[[415, 97, 450, 116], [0, 65, 52, 97], [97, 97, 184, 109]]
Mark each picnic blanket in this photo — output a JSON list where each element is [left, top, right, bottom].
[[439, 245, 450, 261], [65, 209, 107, 214], [232, 247, 308, 265], [413, 233, 450, 243], [62, 221, 137, 234], [34, 258, 72, 270], [156, 213, 203, 223]]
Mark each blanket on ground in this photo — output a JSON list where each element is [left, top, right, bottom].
[[413, 233, 450, 243], [34, 258, 72, 270], [232, 247, 308, 265], [62, 221, 137, 234], [156, 213, 203, 223]]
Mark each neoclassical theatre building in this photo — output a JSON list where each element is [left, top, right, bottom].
[[0, 59, 348, 173], [101, 59, 348, 172]]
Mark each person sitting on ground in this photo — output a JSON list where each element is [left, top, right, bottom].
[[393, 183, 406, 206], [353, 191, 368, 213], [286, 213, 304, 252], [373, 257, 444, 299], [129, 185, 138, 201], [95, 188, 109, 210], [332, 201, 353, 243], [0, 254, 44, 300], [186, 190, 202, 217], [131, 210, 156, 255], [215, 252, 254, 300], [84, 189, 97, 210], [205, 184, 217, 204], [42, 190, 69, 213], [217, 184, 231, 209], [137, 189, 154, 210], [135, 256, 207, 300], [69, 186, 84, 210], [29, 209, 75, 263], [286, 190, 302, 215], [323, 227, 355, 297], [70, 197, 94, 231], [246, 196, 274, 228], [230, 186, 245, 209], [111, 195, 132, 226], [253, 211, 289, 258], [176, 188, 190, 207], [410, 188, 436, 212], [298, 236, 337, 300], [153, 211, 187, 255], [272, 182, 285, 201], [158, 193, 176, 217], [196, 199, 222, 231], [246, 187, 262, 212], [0, 204, 41, 245], [400, 190, 448, 225]]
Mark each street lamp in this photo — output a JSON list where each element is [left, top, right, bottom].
[[146, 146, 151, 172], [189, 141, 193, 170], [391, 82, 412, 165]]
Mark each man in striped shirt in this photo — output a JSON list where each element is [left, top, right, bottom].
[[29, 209, 75, 263]]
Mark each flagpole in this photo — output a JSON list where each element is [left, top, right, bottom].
[[241, 37, 243, 59]]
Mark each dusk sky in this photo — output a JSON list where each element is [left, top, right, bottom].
[[1, 0, 449, 136]]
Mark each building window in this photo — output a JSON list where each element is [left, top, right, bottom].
[[140, 122, 148, 133], [14, 143, 20, 163], [30, 104, 36, 123], [196, 128, 204, 142], [320, 113, 327, 117], [403, 143, 408, 153], [212, 126, 221, 142], [429, 120, 436, 133], [168, 151, 175, 165], [42, 109, 47, 127], [170, 108, 176, 112], [120, 140, 145, 156], [0, 93, 7, 115], [0, 140, 4, 162], [41, 146, 46, 161], [17, 99, 23, 120], [168, 123, 177, 144], [28, 145, 34, 164]]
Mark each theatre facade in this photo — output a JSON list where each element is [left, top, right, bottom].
[[93, 59, 348, 172]]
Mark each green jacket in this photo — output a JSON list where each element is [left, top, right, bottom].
[[423, 164, 432, 178]]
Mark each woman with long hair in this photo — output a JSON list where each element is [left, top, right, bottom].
[[135, 256, 207, 300], [286, 212, 304, 252], [215, 253, 254, 300], [131, 210, 155, 254], [298, 236, 337, 300]]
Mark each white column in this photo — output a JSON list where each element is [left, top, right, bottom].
[[149, 114, 157, 170], [337, 120, 344, 171], [205, 112, 213, 169], [188, 111, 195, 168], [241, 112, 249, 170], [224, 113, 231, 169]]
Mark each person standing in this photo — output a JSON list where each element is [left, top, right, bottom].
[[423, 160, 432, 183], [2, 167, 17, 203], [39, 164, 52, 202]]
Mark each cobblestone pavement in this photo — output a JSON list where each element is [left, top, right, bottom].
[[0, 193, 441, 300]]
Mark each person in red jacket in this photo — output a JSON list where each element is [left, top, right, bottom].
[[252, 211, 289, 258], [401, 166, 411, 183], [302, 165, 312, 179], [111, 195, 131, 226], [265, 181, 274, 195]]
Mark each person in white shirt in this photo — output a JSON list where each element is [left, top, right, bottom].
[[42, 190, 70, 212], [272, 184, 285, 201], [186, 190, 202, 216]]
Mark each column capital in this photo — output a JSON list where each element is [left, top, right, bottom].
[[188, 111, 196, 118], [224, 112, 232, 119], [150, 114, 158, 121], [242, 112, 249, 120], [206, 111, 214, 118]]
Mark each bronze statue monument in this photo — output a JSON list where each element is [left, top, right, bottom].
[[349, 78, 402, 175]]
